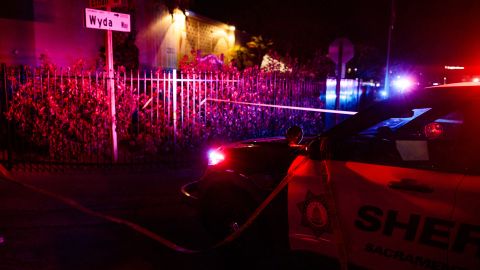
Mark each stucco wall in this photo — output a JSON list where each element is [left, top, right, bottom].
[[0, 18, 36, 65], [135, 4, 237, 69], [185, 15, 235, 59], [33, 0, 104, 67], [0, 0, 104, 67]]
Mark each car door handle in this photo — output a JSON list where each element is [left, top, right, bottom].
[[388, 179, 434, 193]]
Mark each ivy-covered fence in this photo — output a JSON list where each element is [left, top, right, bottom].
[[0, 64, 326, 166]]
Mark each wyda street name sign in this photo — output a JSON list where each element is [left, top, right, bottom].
[[84, 7, 129, 162], [84, 8, 130, 32]]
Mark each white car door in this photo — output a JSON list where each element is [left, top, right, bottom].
[[289, 99, 468, 269], [450, 174, 480, 270], [448, 105, 480, 270]]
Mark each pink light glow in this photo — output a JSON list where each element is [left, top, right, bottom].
[[208, 149, 225, 165]]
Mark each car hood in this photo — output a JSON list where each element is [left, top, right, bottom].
[[208, 136, 313, 176]]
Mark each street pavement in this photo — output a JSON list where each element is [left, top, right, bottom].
[[0, 159, 336, 270]]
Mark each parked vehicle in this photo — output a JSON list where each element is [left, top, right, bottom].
[[182, 82, 480, 269]]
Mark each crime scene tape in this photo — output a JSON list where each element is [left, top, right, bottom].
[[318, 139, 349, 270], [207, 98, 358, 115], [0, 165, 194, 253], [0, 158, 309, 254]]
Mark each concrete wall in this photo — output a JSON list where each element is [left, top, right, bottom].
[[33, 0, 104, 67], [0, 0, 104, 67], [185, 14, 236, 61], [0, 18, 36, 65], [135, 0, 178, 69]]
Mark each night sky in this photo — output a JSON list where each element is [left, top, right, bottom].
[[190, 0, 480, 66]]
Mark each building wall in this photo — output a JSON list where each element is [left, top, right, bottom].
[[0, 0, 104, 67], [135, 3, 237, 69], [1, 0, 237, 69], [0, 18, 36, 65], [185, 14, 236, 61]]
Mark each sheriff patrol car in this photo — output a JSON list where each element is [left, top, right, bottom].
[[182, 82, 480, 269]]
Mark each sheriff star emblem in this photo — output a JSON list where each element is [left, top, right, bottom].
[[297, 190, 332, 237]]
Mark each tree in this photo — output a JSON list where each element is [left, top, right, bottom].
[[303, 50, 336, 79], [97, 3, 139, 70], [163, 0, 191, 14], [230, 36, 273, 70], [246, 36, 273, 67], [229, 45, 254, 71], [348, 43, 385, 81]]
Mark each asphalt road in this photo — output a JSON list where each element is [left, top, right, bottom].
[[0, 160, 337, 270]]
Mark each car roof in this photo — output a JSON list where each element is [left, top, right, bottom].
[[427, 82, 480, 89], [423, 82, 480, 99]]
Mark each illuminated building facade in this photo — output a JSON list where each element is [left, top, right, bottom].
[[0, 0, 237, 69], [135, 3, 237, 69]]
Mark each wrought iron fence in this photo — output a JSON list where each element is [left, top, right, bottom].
[[0, 64, 327, 167]]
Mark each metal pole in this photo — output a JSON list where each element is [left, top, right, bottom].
[[384, 0, 395, 96], [1, 63, 13, 169], [172, 69, 177, 145], [335, 41, 344, 125], [106, 1, 118, 162]]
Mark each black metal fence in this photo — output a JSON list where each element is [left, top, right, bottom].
[[0, 64, 330, 168]]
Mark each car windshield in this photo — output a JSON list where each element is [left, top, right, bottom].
[[358, 107, 431, 136]]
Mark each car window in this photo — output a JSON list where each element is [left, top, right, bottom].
[[323, 89, 480, 173], [429, 111, 464, 140], [359, 108, 431, 137], [396, 110, 465, 172], [333, 105, 468, 173]]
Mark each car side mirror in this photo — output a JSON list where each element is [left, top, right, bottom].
[[376, 126, 394, 141], [286, 125, 303, 145]]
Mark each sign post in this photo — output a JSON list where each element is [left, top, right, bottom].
[[329, 38, 354, 113], [85, 3, 130, 162], [106, 9, 117, 163], [329, 38, 354, 124]]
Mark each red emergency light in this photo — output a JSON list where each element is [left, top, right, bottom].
[[424, 122, 444, 139], [208, 149, 225, 166]]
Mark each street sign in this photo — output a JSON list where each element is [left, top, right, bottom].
[[328, 38, 354, 64], [85, 8, 131, 32], [84, 5, 129, 162]]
